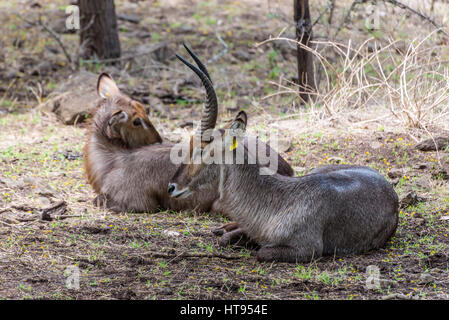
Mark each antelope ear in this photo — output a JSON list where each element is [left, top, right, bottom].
[[97, 73, 120, 99], [225, 111, 247, 151], [229, 111, 247, 131]]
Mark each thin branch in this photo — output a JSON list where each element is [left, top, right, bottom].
[[335, 0, 449, 39], [37, 18, 73, 64], [383, 0, 448, 37], [328, 0, 336, 24], [207, 32, 229, 64], [82, 43, 169, 64], [18, 15, 73, 66]]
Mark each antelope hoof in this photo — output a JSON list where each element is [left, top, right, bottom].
[[93, 194, 107, 207], [212, 227, 225, 236]]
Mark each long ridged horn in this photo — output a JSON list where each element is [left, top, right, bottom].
[[176, 53, 217, 140], [182, 43, 212, 83]]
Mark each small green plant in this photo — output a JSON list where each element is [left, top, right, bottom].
[[294, 265, 314, 280]]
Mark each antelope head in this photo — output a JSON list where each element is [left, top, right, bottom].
[[168, 110, 247, 199], [97, 73, 162, 148]]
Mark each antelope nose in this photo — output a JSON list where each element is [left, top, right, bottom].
[[167, 184, 176, 195]]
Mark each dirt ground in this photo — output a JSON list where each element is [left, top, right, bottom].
[[1, 0, 449, 300]]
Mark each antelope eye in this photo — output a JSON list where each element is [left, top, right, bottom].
[[133, 118, 142, 127]]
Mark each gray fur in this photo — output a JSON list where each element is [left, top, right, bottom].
[[169, 121, 399, 263]]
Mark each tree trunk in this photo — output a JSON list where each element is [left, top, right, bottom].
[[79, 0, 121, 61], [294, 0, 315, 103]]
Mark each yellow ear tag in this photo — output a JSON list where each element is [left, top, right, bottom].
[[105, 92, 110, 98], [229, 137, 238, 151]]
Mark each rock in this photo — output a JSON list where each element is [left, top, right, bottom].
[[36, 185, 57, 198], [117, 13, 140, 24], [53, 150, 83, 161], [42, 71, 100, 125], [226, 106, 239, 112], [0, 178, 25, 189], [39, 197, 51, 207], [135, 31, 152, 39], [327, 156, 345, 164], [413, 163, 428, 170], [30, 1, 41, 8], [415, 137, 449, 151], [367, 41, 382, 53], [31, 61, 55, 76], [387, 168, 403, 179], [371, 141, 383, 149], [38, 201, 67, 221], [413, 218, 425, 226], [430, 268, 441, 274], [179, 120, 193, 129], [390, 178, 400, 186], [381, 293, 418, 300], [233, 50, 251, 61], [419, 273, 434, 284], [400, 191, 426, 208], [133, 42, 175, 66], [412, 211, 423, 219], [151, 43, 175, 63], [276, 139, 292, 153], [23, 176, 40, 186], [159, 287, 172, 295], [5, 68, 19, 80], [272, 37, 296, 58], [162, 230, 180, 237], [177, 25, 195, 34], [46, 46, 60, 55], [51, 18, 76, 34]]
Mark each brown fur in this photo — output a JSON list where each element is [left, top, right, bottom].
[[83, 74, 294, 213], [84, 82, 162, 193]]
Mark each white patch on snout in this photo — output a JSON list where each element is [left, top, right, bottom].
[[117, 111, 128, 123], [108, 111, 128, 126], [169, 183, 192, 199]]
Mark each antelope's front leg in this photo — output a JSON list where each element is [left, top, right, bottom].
[[257, 243, 323, 263], [211, 222, 239, 236], [92, 194, 123, 213], [217, 227, 259, 248]]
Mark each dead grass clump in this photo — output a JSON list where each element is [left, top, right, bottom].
[[258, 32, 449, 133]]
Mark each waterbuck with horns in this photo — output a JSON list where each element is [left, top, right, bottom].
[[84, 45, 293, 214], [167, 88, 399, 262]]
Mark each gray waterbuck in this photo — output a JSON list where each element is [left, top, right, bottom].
[[167, 87, 399, 263]]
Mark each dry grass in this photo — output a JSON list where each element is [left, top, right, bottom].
[[0, 0, 448, 300]]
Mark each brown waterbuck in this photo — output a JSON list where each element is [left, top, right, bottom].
[[167, 69, 399, 263], [84, 45, 293, 214]]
